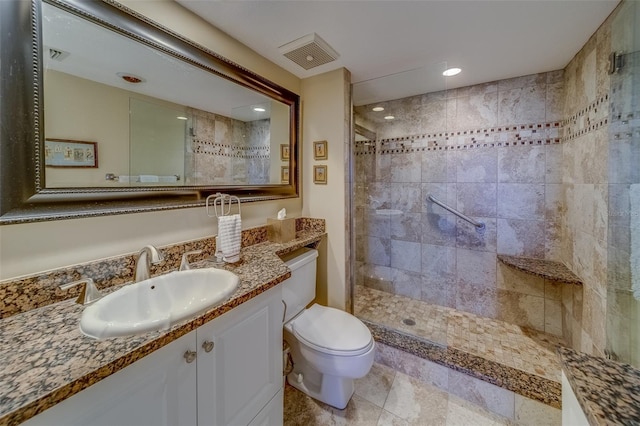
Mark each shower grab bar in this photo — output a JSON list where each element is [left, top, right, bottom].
[[427, 194, 486, 231]]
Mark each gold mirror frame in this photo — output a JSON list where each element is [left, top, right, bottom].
[[0, 0, 300, 225]]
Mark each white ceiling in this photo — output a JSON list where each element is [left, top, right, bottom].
[[176, 0, 619, 105]]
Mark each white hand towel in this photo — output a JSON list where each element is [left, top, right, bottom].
[[631, 184, 640, 299], [218, 214, 242, 263]]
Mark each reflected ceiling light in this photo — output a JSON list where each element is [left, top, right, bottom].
[[116, 72, 145, 83], [176, 116, 188, 120], [372, 106, 384, 112], [384, 115, 395, 120], [442, 67, 462, 77], [253, 107, 266, 112]]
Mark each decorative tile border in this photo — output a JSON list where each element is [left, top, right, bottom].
[[193, 140, 271, 159]]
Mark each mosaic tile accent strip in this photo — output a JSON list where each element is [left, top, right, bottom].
[[562, 94, 610, 142], [193, 140, 271, 159], [353, 120, 563, 156], [559, 346, 640, 425], [0, 230, 325, 426], [355, 286, 565, 383], [497, 255, 583, 285], [0, 218, 324, 319]]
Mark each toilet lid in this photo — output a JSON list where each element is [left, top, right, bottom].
[[292, 304, 373, 356]]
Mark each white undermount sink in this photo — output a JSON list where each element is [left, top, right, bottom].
[[79, 268, 240, 339]]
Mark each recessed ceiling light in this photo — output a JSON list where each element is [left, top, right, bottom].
[[176, 116, 188, 120], [384, 115, 395, 120], [372, 106, 384, 112], [442, 68, 462, 77], [116, 72, 145, 83], [253, 107, 266, 112]]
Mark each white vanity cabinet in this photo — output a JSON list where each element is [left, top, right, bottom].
[[25, 285, 283, 426]]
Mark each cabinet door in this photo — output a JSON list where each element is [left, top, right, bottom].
[[25, 331, 198, 426], [248, 388, 284, 426], [197, 285, 283, 426]]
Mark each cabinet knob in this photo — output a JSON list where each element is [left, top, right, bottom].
[[184, 350, 197, 363], [202, 340, 214, 353]]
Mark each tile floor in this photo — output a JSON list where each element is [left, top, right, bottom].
[[354, 286, 564, 382], [284, 363, 514, 425]]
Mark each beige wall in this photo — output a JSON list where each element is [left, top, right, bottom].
[[0, 0, 303, 280], [301, 68, 351, 310]]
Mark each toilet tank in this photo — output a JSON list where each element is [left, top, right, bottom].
[[280, 247, 319, 323]]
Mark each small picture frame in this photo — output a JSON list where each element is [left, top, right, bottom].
[[281, 166, 290, 183], [44, 139, 98, 168], [313, 140, 328, 160], [313, 165, 327, 184], [280, 144, 290, 161]]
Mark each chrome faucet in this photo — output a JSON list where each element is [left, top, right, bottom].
[[59, 278, 103, 305], [134, 245, 164, 282]]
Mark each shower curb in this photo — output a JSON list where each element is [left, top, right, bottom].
[[362, 319, 562, 409]]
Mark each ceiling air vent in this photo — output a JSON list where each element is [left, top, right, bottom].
[[279, 33, 339, 70], [48, 47, 70, 61]]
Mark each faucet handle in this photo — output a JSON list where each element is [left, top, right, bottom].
[[60, 278, 103, 305], [180, 250, 203, 271]]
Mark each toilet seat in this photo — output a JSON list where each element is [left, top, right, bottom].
[[291, 304, 373, 356]]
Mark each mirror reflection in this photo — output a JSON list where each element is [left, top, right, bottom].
[[42, 2, 290, 188]]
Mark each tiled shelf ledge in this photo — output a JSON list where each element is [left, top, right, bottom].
[[362, 320, 562, 409], [497, 254, 583, 285], [559, 347, 640, 425]]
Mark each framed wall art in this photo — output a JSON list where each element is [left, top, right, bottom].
[[313, 140, 327, 160], [280, 144, 290, 161], [313, 165, 327, 184], [281, 166, 290, 183], [44, 139, 98, 168]]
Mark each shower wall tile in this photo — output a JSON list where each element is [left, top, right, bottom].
[[366, 236, 391, 266], [497, 291, 545, 332], [496, 219, 546, 258], [455, 249, 496, 289], [545, 144, 563, 184], [498, 85, 547, 126], [422, 183, 457, 214], [392, 269, 423, 300], [545, 82, 565, 123], [457, 81, 498, 98], [421, 274, 456, 308], [497, 146, 545, 183], [422, 212, 458, 247], [448, 368, 515, 419], [391, 152, 421, 182], [391, 240, 422, 273], [497, 263, 545, 298], [391, 183, 423, 213], [422, 244, 457, 286], [421, 151, 449, 183], [544, 299, 563, 336], [497, 184, 545, 220], [498, 73, 547, 91], [456, 183, 497, 217], [454, 91, 499, 131], [455, 285, 499, 318], [367, 182, 391, 210], [390, 212, 422, 243], [365, 210, 391, 238], [456, 149, 497, 183], [456, 217, 497, 253]]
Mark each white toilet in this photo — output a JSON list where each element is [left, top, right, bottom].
[[281, 248, 375, 409]]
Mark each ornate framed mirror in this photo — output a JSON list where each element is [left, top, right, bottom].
[[0, 0, 300, 224]]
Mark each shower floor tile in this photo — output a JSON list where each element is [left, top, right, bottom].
[[355, 286, 564, 383]]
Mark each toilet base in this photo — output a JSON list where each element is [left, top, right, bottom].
[[286, 369, 354, 410]]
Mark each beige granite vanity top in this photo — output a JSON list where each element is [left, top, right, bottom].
[[0, 230, 324, 426], [559, 346, 640, 425]]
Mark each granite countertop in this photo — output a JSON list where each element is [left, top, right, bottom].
[[559, 346, 640, 425], [0, 231, 324, 426], [497, 254, 583, 285]]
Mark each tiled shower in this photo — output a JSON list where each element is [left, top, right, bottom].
[[352, 0, 640, 368]]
